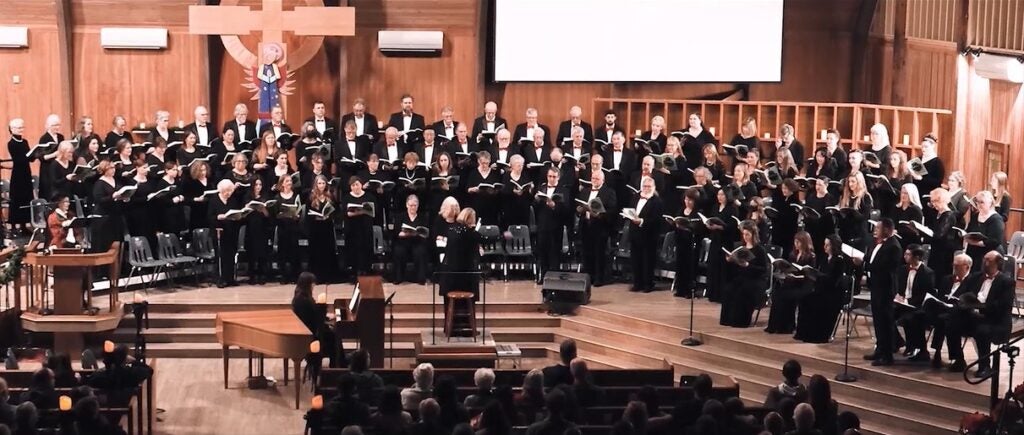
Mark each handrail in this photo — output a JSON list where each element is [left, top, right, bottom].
[[963, 333, 1024, 410], [591, 98, 954, 114]]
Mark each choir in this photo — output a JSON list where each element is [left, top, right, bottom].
[[5, 99, 1015, 374]]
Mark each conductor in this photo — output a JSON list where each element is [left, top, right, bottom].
[[439, 207, 482, 309]]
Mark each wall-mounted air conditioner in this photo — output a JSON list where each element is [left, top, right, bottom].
[[974, 52, 1024, 84], [0, 26, 29, 48], [378, 30, 443, 56], [100, 27, 168, 50]]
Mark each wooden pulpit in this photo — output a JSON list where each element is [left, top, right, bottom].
[[336, 276, 386, 368]]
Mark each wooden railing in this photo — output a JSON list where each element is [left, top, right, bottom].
[[591, 98, 954, 160]]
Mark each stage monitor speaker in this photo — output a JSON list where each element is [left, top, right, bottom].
[[541, 272, 591, 314]]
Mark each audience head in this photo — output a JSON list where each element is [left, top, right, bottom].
[[15, 402, 38, 431], [763, 411, 784, 435], [637, 386, 659, 416], [31, 368, 54, 390], [701, 399, 725, 422], [837, 410, 861, 432], [782, 360, 802, 384], [523, 368, 544, 393], [622, 400, 648, 432], [693, 374, 713, 399], [434, 375, 458, 405], [793, 403, 816, 431], [983, 250, 1005, 275], [808, 375, 833, 408], [671, 398, 702, 428], [350, 349, 370, 373], [693, 415, 718, 435], [456, 207, 477, 226], [569, 358, 589, 384], [340, 425, 364, 435], [473, 368, 495, 391], [478, 402, 509, 434], [379, 385, 403, 415], [338, 373, 357, 397], [418, 398, 440, 423], [778, 398, 797, 426], [413, 363, 435, 390], [0, 424, 8, 435], [559, 339, 577, 365], [954, 253, 973, 277], [724, 397, 746, 418], [73, 395, 101, 421], [544, 388, 568, 420]]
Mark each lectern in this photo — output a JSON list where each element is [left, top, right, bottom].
[[336, 276, 385, 368], [21, 243, 123, 358]]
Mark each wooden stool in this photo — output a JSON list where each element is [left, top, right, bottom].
[[445, 291, 477, 338]]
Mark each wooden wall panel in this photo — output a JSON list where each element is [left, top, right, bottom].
[[72, 0, 193, 28], [907, 0, 959, 42], [970, 0, 1024, 53], [748, 29, 855, 102], [0, 28, 64, 163], [1, 0, 59, 25], [903, 39, 958, 110]]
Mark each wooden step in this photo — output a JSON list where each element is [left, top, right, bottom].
[[121, 311, 561, 330], [113, 326, 556, 345], [143, 302, 546, 314], [145, 341, 557, 360]]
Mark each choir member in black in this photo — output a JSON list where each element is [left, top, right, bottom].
[[74, 136, 100, 167], [466, 151, 502, 226], [184, 161, 214, 231], [624, 176, 662, 293], [677, 113, 717, 169], [307, 175, 339, 282], [594, 109, 624, 148], [835, 173, 874, 252], [946, 171, 970, 228], [90, 161, 126, 253], [257, 105, 293, 139], [7, 118, 34, 233], [440, 208, 481, 307], [844, 150, 865, 181], [769, 179, 800, 256], [244, 177, 272, 284], [254, 130, 281, 178], [184, 106, 216, 147], [103, 115, 131, 153], [295, 121, 324, 167], [306, 101, 338, 139], [745, 196, 772, 246], [272, 175, 303, 283], [358, 154, 395, 228], [577, 170, 618, 287], [291, 271, 343, 368], [925, 188, 958, 278], [603, 132, 638, 208], [431, 107, 459, 141], [225, 154, 257, 205], [415, 129, 442, 168], [556, 106, 594, 147], [396, 152, 428, 213], [392, 194, 429, 285], [341, 98, 380, 141], [146, 111, 172, 159], [211, 127, 243, 180], [913, 134, 945, 220], [262, 150, 290, 193], [871, 150, 911, 218], [333, 120, 371, 191], [670, 189, 702, 297], [893, 184, 925, 247], [564, 126, 591, 164], [699, 144, 724, 182], [893, 244, 937, 361], [767, 124, 804, 170], [795, 235, 847, 343], [472, 101, 507, 148], [945, 251, 1015, 376], [153, 163, 186, 236], [638, 115, 669, 155], [824, 129, 850, 180], [627, 156, 664, 204], [522, 128, 552, 185], [512, 108, 552, 148], [375, 127, 405, 168], [859, 218, 902, 366], [428, 152, 457, 220], [773, 147, 800, 181], [449, 122, 481, 173], [705, 187, 735, 303], [657, 137, 688, 216], [766, 231, 816, 334], [804, 178, 837, 258], [692, 167, 719, 215], [175, 131, 206, 178], [805, 147, 837, 181], [434, 197, 461, 254], [501, 155, 533, 229], [720, 221, 770, 328], [223, 103, 258, 145], [72, 116, 99, 151], [727, 117, 760, 153], [300, 154, 331, 199], [125, 161, 157, 250], [342, 176, 376, 280], [548, 148, 577, 193], [729, 163, 759, 218], [964, 190, 1006, 272], [487, 128, 518, 171], [577, 154, 604, 192], [865, 123, 893, 175], [387, 94, 426, 145], [208, 180, 240, 288], [927, 254, 973, 368], [534, 168, 572, 283], [37, 114, 66, 201], [145, 138, 169, 172], [47, 142, 75, 200], [989, 171, 1011, 222]]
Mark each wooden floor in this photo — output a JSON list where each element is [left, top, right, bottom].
[[113, 279, 1007, 434]]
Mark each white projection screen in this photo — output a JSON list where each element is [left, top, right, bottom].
[[493, 0, 784, 82]]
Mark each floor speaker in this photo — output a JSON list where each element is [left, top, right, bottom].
[[541, 271, 591, 314]]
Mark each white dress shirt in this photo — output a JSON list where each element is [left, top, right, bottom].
[[355, 116, 365, 136], [499, 149, 508, 163], [237, 123, 247, 142], [314, 118, 327, 134], [403, 115, 412, 132], [423, 143, 434, 164], [978, 276, 994, 303], [387, 144, 399, 162], [347, 140, 357, 158], [905, 266, 918, 300], [613, 151, 623, 170], [197, 125, 209, 145], [273, 125, 283, 138]]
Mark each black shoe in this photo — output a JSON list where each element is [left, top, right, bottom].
[[902, 348, 915, 357], [948, 360, 966, 372], [862, 352, 880, 361], [975, 367, 995, 379], [216, 281, 227, 288], [930, 351, 944, 369], [908, 349, 931, 362], [642, 288, 652, 293], [871, 358, 894, 366]]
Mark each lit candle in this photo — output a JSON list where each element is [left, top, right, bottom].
[[863, 135, 870, 142], [316, 293, 327, 304], [763, 132, 770, 139], [138, 122, 145, 129], [177, 120, 185, 129], [634, 129, 641, 137], [103, 340, 114, 353], [820, 129, 827, 141], [709, 127, 716, 137], [59, 395, 72, 411], [903, 134, 910, 144], [311, 395, 324, 410], [310, 340, 321, 354]]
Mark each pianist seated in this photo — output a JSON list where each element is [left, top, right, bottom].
[[291, 271, 344, 368]]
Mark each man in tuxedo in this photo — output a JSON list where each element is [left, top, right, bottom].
[[548, 147, 577, 193], [258, 105, 293, 139], [387, 94, 426, 145], [565, 126, 591, 164], [184, 105, 217, 146], [578, 170, 617, 286], [626, 176, 663, 293], [447, 123, 479, 171], [603, 132, 637, 208], [894, 244, 936, 362], [946, 251, 1015, 377], [333, 120, 371, 187], [415, 129, 442, 167], [472, 101, 507, 149], [222, 103, 257, 146], [487, 128, 519, 172], [305, 100, 338, 140], [927, 253, 973, 368], [595, 109, 625, 147], [523, 128, 552, 185], [340, 98, 380, 141], [373, 127, 404, 168], [556, 105, 594, 147], [513, 108, 551, 146], [534, 167, 572, 284], [430, 106, 459, 141], [860, 218, 903, 366]]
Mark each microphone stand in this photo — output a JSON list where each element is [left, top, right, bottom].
[[384, 291, 396, 368], [681, 281, 702, 346], [835, 258, 859, 383]]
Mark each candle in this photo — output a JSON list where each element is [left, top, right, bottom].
[[177, 120, 185, 129], [820, 129, 827, 141], [103, 340, 114, 353], [903, 134, 910, 144], [309, 340, 321, 354], [709, 127, 716, 137], [138, 122, 145, 129], [59, 395, 72, 411], [316, 293, 327, 304], [863, 135, 870, 142], [763, 132, 770, 139], [377, 121, 384, 129], [133, 293, 144, 304], [634, 129, 641, 137], [311, 395, 324, 410]]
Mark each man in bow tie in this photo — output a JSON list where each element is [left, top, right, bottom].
[[185, 105, 218, 146]]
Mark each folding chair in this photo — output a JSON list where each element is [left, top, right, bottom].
[[504, 224, 536, 281], [126, 237, 165, 292], [478, 225, 505, 279]]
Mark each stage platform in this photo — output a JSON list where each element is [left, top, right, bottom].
[[102, 280, 1004, 434]]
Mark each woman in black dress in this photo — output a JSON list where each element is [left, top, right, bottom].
[[48, 142, 76, 200], [272, 174, 303, 283], [72, 136, 101, 203], [766, 231, 815, 334], [965, 190, 1005, 272], [440, 208, 481, 306], [299, 153, 331, 199], [892, 183, 925, 247], [225, 154, 256, 205], [244, 177, 272, 284], [925, 188, 957, 279], [103, 115, 131, 153], [90, 161, 126, 253], [706, 187, 737, 303], [500, 155, 533, 229], [804, 177, 837, 258], [396, 152, 428, 216], [266, 150, 292, 194], [672, 189, 703, 297], [72, 116, 100, 148], [720, 221, 770, 328], [946, 171, 970, 228], [465, 151, 502, 226], [727, 116, 760, 151], [37, 116, 65, 202], [771, 179, 800, 257], [342, 176, 375, 281], [639, 115, 669, 155], [678, 112, 717, 169], [7, 119, 34, 233], [208, 179, 240, 288], [307, 175, 339, 282], [392, 194, 429, 285], [428, 152, 457, 223], [184, 161, 214, 231], [211, 127, 243, 180], [729, 163, 759, 219], [866, 123, 892, 175], [805, 147, 837, 181], [836, 173, 874, 253], [795, 235, 847, 343], [990, 171, 1012, 222], [659, 137, 687, 216], [699, 143, 724, 182], [124, 161, 157, 250], [153, 163, 186, 236], [145, 138, 169, 173], [291, 271, 342, 368], [358, 154, 395, 228], [176, 131, 206, 178]]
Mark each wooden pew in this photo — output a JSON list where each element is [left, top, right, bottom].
[[318, 367, 676, 389]]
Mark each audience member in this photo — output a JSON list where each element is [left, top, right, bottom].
[[836, 411, 861, 434], [402, 363, 434, 411], [701, 399, 727, 434], [621, 401, 648, 435], [693, 374, 714, 407], [494, 385, 524, 427], [85, 344, 153, 406], [553, 384, 583, 424], [0, 378, 14, 427], [788, 403, 821, 435], [692, 415, 719, 435], [475, 402, 511, 435], [325, 374, 371, 429], [412, 398, 446, 435], [464, 368, 496, 409], [452, 423, 474, 435], [764, 411, 785, 435], [349, 349, 385, 406], [724, 397, 758, 434], [515, 369, 546, 424], [778, 398, 798, 432], [13, 403, 38, 435], [0, 423, 9, 435], [370, 385, 413, 435], [638, 386, 663, 419], [341, 426, 365, 435], [570, 359, 604, 409], [45, 353, 79, 388], [807, 375, 838, 435], [524, 389, 577, 435], [20, 369, 57, 410], [435, 375, 470, 431], [70, 385, 94, 402], [543, 339, 576, 387], [73, 396, 126, 435], [765, 360, 807, 409]]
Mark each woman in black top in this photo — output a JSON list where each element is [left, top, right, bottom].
[[440, 208, 482, 303], [358, 154, 395, 228], [266, 150, 292, 194], [291, 272, 342, 368], [184, 161, 214, 231], [699, 143, 724, 182], [342, 176, 375, 281], [720, 221, 770, 328], [396, 152, 428, 217], [225, 154, 256, 205], [795, 235, 847, 343], [965, 191, 1006, 272], [211, 127, 243, 180], [90, 161, 126, 253], [465, 151, 502, 226], [766, 231, 815, 334], [678, 112, 717, 169], [48, 142, 76, 200], [728, 116, 760, 151], [804, 178, 837, 258], [729, 163, 759, 220], [990, 171, 1012, 222], [307, 175, 339, 282], [946, 171, 970, 228], [272, 174, 303, 283], [103, 116, 131, 152], [639, 115, 669, 155], [72, 136, 101, 203], [208, 180, 240, 288], [659, 137, 687, 216], [706, 187, 738, 303], [124, 161, 157, 250], [299, 153, 332, 200], [244, 177, 272, 284], [866, 123, 893, 175], [7, 119, 34, 232], [925, 189, 958, 279], [153, 163, 186, 236], [672, 189, 703, 297], [771, 179, 800, 257], [392, 194, 429, 285], [805, 147, 837, 181], [428, 152, 458, 224], [176, 131, 205, 176], [836, 173, 874, 252], [892, 184, 925, 247], [500, 155, 533, 229]]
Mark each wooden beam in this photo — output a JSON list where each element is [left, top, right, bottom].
[[850, 0, 879, 102], [956, 0, 972, 51], [475, 0, 489, 114], [891, 0, 909, 106], [337, 0, 348, 121], [54, 0, 73, 123]]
